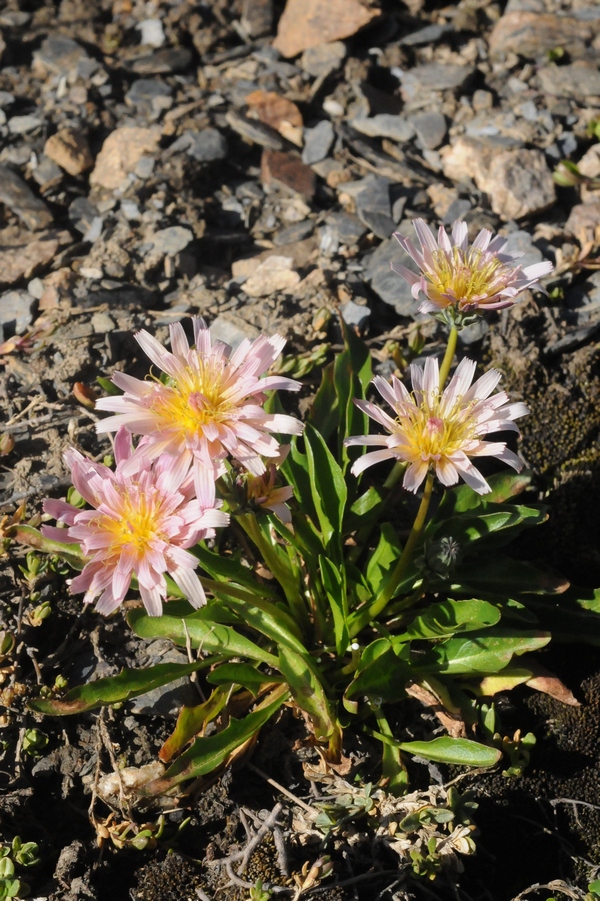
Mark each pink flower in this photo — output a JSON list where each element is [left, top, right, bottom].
[[244, 446, 294, 524], [345, 357, 528, 495], [392, 219, 553, 316], [95, 318, 304, 494], [42, 429, 229, 616]]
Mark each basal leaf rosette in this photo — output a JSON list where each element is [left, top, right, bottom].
[[42, 429, 228, 616], [345, 357, 528, 495]]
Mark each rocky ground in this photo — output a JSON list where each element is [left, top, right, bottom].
[[1, 0, 600, 898]]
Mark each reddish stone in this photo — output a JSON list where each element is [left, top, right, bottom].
[[261, 150, 317, 199]]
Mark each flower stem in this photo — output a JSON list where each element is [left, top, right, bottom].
[[349, 473, 435, 638], [438, 325, 458, 389]]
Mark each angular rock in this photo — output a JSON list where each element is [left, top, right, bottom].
[[364, 231, 421, 317], [351, 114, 415, 142], [225, 109, 284, 150], [399, 22, 453, 46], [0, 230, 67, 288], [0, 290, 35, 342], [210, 314, 260, 348], [31, 155, 63, 190], [44, 128, 93, 176], [127, 48, 193, 75], [274, 221, 314, 245], [90, 127, 161, 191], [301, 41, 346, 78], [441, 135, 521, 187], [186, 128, 228, 162], [241, 0, 273, 37], [502, 230, 546, 270], [246, 90, 303, 145], [261, 150, 316, 198], [325, 212, 367, 245], [136, 19, 165, 48], [400, 64, 475, 100], [409, 111, 447, 150], [356, 176, 395, 240], [69, 197, 100, 234], [302, 120, 335, 165], [490, 10, 595, 59], [242, 255, 301, 297], [487, 149, 555, 221], [341, 300, 371, 329], [125, 78, 173, 109], [33, 35, 87, 76], [150, 226, 194, 255], [0, 167, 53, 230], [565, 201, 600, 243], [537, 64, 600, 102], [273, 0, 380, 59], [8, 115, 43, 135]]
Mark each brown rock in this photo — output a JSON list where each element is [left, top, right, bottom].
[[241, 0, 273, 37], [273, 0, 380, 59], [0, 167, 53, 231], [261, 150, 317, 198], [242, 255, 301, 297], [246, 91, 303, 146], [89, 126, 161, 191], [441, 136, 513, 188], [442, 139, 554, 221], [565, 201, 600, 244], [44, 128, 94, 176], [0, 229, 71, 288], [489, 12, 594, 60], [487, 149, 555, 221]]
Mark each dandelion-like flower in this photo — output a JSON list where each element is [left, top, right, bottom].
[[345, 357, 528, 495], [42, 429, 229, 616], [393, 219, 553, 317], [243, 446, 294, 524], [95, 318, 304, 493]]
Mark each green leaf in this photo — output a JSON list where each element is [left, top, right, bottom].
[[277, 646, 338, 741], [345, 485, 386, 534], [29, 660, 214, 715], [402, 599, 501, 640], [365, 523, 402, 593], [193, 545, 280, 600], [396, 736, 501, 768], [334, 319, 372, 456], [344, 639, 411, 709], [206, 663, 285, 693], [280, 437, 318, 523], [304, 422, 347, 560], [414, 629, 551, 675], [96, 376, 122, 396], [160, 687, 229, 762], [429, 506, 547, 554], [308, 361, 338, 441], [150, 689, 289, 791], [319, 555, 349, 656], [10, 525, 85, 569], [127, 608, 278, 667], [436, 471, 533, 516]]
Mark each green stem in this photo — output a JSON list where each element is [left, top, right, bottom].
[[236, 513, 310, 633], [438, 325, 458, 389], [349, 473, 435, 638]]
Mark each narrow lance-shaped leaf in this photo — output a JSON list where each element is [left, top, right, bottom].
[[146, 687, 289, 792], [304, 422, 347, 562], [160, 686, 229, 763], [319, 555, 349, 657], [413, 629, 551, 676], [29, 660, 214, 715], [372, 731, 502, 768], [277, 645, 338, 742], [127, 608, 278, 667], [401, 599, 501, 640]]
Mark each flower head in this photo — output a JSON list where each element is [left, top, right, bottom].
[[42, 429, 229, 616], [243, 446, 294, 524], [95, 318, 304, 494], [345, 357, 528, 495], [392, 219, 553, 318]]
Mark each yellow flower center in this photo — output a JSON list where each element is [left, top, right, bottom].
[[425, 247, 509, 307], [151, 358, 234, 438], [399, 395, 476, 461], [99, 491, 162, 558]]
